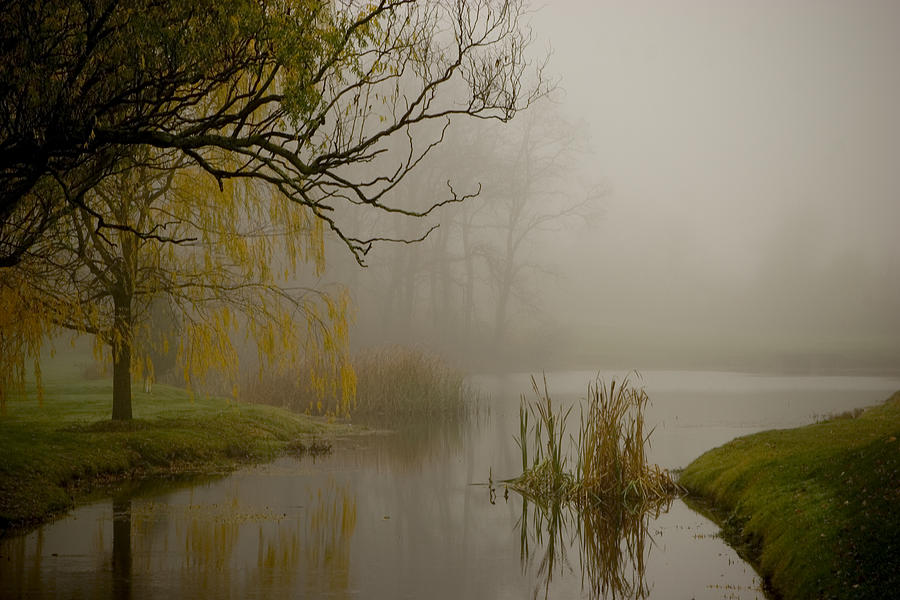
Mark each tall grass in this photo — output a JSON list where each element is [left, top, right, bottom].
[[512, 373, 682, 510], [514, 375, 575, 501], [240, 357, 329, 415], [243, 345, 472, 421], [352, 345, 471, 420], [511, 373, 680, 598], [573, 375, 679, 505]]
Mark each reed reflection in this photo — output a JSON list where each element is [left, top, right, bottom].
[[509, 374, 682, 599], [517, 493, 671, 599]]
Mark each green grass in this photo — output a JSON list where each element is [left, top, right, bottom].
[[0, 374, 347, 534], [680, 391, 900, 600]]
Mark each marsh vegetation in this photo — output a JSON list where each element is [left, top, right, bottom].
[[511, 374, 682, 508], [351, 346, 473, 420], [244, 345, 473, 422], [506, 373, 683, 599], [6, 370, 899, 598]]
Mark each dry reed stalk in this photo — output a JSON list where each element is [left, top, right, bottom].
[[243, 345, 471, 420], [512, 373, 683, 510], [511, 374, 681, 599], [352, 345, 470, 418]]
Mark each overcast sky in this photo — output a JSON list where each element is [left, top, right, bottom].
[[520, 1, 900, 370]]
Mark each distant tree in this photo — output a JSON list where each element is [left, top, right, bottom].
[[5, 150, 353, 420], [478, 105, 599, 349], [0, 0, 547, 267], [339, 101, 601, 363]]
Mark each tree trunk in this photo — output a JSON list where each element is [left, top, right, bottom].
[[112, 292, 133, 421], [112, 338, 132, 420], [493, 278, 511, 350]]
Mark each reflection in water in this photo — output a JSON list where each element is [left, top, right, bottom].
[[353, 414, 472, 470], [518, 493, 672, 600], [509, 375, 680, 599], [5, 371, 891, 598], [1, 479, 357, 598], [302, 482, 357, 596], [112, 498, 132, 600], [151, 480, 357, 597]]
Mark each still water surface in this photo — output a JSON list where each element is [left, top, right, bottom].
[[2, 370, 898, 599]]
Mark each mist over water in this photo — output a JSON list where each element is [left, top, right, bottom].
[[4, 4, 899, 600], [5, 370, 898, 599]]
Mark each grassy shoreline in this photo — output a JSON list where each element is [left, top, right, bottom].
[[680, 391, 900, 600], [0, 378, 351, 535]]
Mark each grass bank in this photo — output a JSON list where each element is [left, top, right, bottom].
[[680, 391, 900, 600], [0, 376, 349, 534]]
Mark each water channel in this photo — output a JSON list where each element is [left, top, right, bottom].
[[2, 370, 898, 599]]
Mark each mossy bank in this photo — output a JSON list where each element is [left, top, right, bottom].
[[681, 391, 900, 600], [0, 377, 350, 535]]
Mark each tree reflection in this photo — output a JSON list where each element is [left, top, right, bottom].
[[126, 480, 357, 597], [350, 414, 471, 472], [301, 481, 357, 595], [516, 493, 671, 600], [112, 497, 132, 600]]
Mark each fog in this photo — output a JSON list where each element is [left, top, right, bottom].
[[327, 0, 900, 375]]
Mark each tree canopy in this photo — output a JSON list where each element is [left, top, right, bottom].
[[0, 0, 546, 267], [9, 149, 354, 419]]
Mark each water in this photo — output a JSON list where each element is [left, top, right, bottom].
[[2, 371, 898, 599]]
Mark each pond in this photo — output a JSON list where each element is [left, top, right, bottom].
[[2, 370, 898, 599]]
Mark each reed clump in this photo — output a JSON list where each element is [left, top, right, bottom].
[[243, 345, 472, 421], [352, 345, 471, 419], [512, 373, 682, 510]]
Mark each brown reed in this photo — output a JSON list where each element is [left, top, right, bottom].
[[512, 373, 682, 510], [242, 344, 472, 420]]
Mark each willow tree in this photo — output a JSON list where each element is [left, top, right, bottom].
[[0, 271, 52, 415], [8, 150, 353, 420], [0, 0, 547, 267], [1, 0, 547, 416]]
